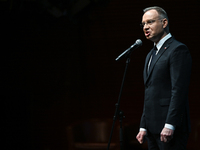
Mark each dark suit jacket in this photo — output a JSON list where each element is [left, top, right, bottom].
[[140, 37, 192, 134]]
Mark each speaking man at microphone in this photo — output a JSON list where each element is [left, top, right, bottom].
[[136, 6, 192, 150]]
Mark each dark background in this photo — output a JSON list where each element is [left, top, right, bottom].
[[2, 0, 200, 149]]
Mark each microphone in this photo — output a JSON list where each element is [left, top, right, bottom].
[[115, 39, 142, 61]]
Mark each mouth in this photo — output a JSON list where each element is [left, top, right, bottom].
[[145, 31, 150, 37]]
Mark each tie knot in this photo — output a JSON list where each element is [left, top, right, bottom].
[[151, 46, 157, 56], [153, 45, 157, 51]]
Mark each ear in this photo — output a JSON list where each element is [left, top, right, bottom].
[[162, 18, 168, 29]]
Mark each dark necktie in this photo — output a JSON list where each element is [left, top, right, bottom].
[[151, 45, 157, 62], [148, 45, 157, 74]]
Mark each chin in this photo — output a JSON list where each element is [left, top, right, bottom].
[[145, 35, 150, 39], [146, 36, 152, 40], [147, 36, 157, 43]]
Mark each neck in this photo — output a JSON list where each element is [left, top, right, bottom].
[[154, 31, 168, 44]]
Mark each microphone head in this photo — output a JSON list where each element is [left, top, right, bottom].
[[136, 39, 142, 46]]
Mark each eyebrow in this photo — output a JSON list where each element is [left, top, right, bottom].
[[142, 19, 154, 23]]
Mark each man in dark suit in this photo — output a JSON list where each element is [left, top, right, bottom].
[[136, 6, 192, 150]]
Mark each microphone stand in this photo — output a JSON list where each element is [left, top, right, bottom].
[[107, 56, 131, 150]]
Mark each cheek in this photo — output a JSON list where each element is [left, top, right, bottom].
[[152, 26, 162, 35]]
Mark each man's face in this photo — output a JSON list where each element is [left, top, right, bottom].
[[142, 9, 166, 43]]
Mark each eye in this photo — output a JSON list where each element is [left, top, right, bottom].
[[147, 20, 155, 25]]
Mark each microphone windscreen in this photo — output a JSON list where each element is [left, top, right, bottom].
[[136, 39, 142, 46]]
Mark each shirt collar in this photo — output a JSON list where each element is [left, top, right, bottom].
[[154, 33, 172, 50]]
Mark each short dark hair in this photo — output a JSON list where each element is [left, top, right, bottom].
[[143, 6, 169, 21]]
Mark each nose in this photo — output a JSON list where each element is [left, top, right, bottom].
[[143, 23, 149, 29]]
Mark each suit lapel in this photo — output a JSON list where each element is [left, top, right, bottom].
[[144, 37, 173, 85]]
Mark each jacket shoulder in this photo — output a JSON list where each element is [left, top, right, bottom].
[[168, 37, 188, 49]]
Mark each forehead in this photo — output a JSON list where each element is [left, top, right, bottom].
[[142, 9, 159, 21]]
